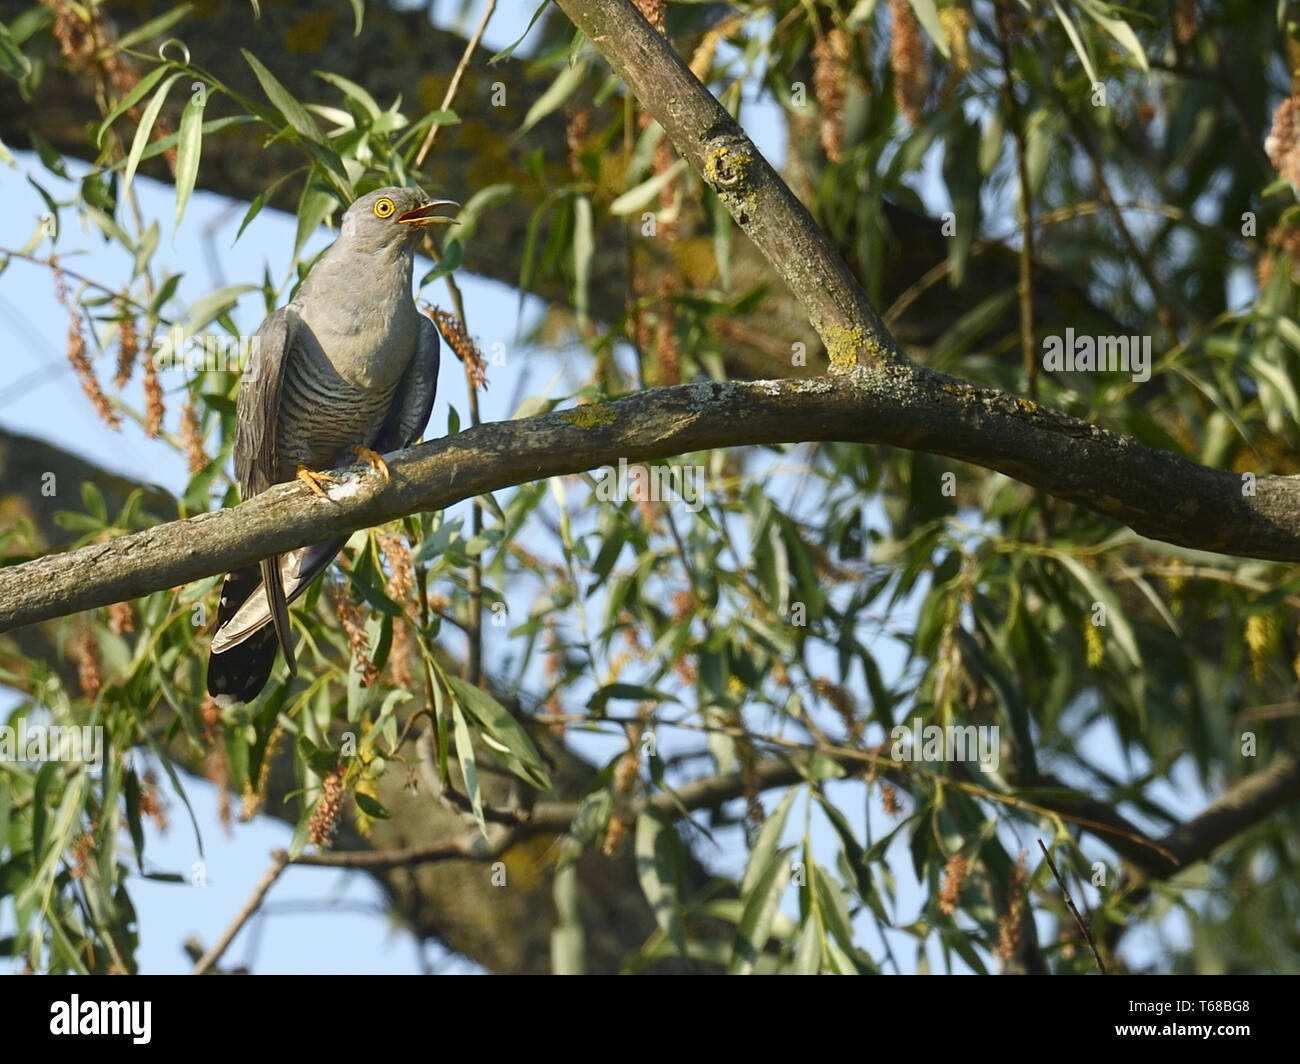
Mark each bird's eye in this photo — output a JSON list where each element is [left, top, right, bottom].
[[373, 197, 395, 218]]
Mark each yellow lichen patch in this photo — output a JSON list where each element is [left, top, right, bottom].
[[824, 323, 864, 369], [285, 10, 337, 52], [705, 145, 729, 184], [861, 335, 891, 360], [561, 404, 617, 428], [1016, 398, 1039, 414], [706, 145, 753, 189]]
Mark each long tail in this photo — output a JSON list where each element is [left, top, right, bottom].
[[260, 554, 297, 677], [206, 538, 344, 702], [206, 564, 283, 702]]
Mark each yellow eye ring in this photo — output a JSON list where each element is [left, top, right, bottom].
[[373, 197, 395, 218]]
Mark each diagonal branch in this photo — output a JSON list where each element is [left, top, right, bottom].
[[1158, 752, 1300, 869], [190, 852, 289, 975], [5, 370, 1300, 630], [552, 0, 900, 367]]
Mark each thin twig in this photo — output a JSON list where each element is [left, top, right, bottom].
[[446, 275, 485, 687], [0, 248, 171, 323], [408, 0, 493, 686], [413, 0, 498, 169], [1036, 837, 1107, 974], [276, 827, 523, 869], [1055, 90, 1182, 343], [190, 851, 289, 975]]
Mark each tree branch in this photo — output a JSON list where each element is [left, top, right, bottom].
[[551, 0, 900, 367], [1159, 752, 1300, 869], [279, 755, 848, 870], [6, 371, 1300, 630], [190, 852, 289, 975]]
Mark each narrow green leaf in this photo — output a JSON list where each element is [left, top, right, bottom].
[[123, 72, 183, 195], [294, 180, 338, 256], [288, 804, 312, 859], [450, 699, 488, 838], [445, 673, 551, 791], [1049, 0, 1099, 86], [0, 779, 9, 866], [793, 917, 823, 974], [122, 769, 146, 871], [742, 785, 797, 895], [1054, 553, 1140, 668], [608, 159, 688, 216], [812, 865, 855, 950], [729, 843, 793, 974], [26, 130, 67, 177], [488, 0, 549, 65], [173, 94, 205, 229], [80, 481, 107, 523], [905, 0, 951, 59], [634, 806, 688, 956], [235, 170, 301, 243], [0, 23, 32, 80], [243, 49, 326, 145], [1076, 0, 1148, 72], [418, 238, 463, 286], [518, 58, 588, 136], [314, 69, 380, 117], [588, 683, 676, 716], [183, 284, 258, 335], [353, 792, 390, 820], [115, 5, 194, 51], [573, 194, 593, 330], [97, 62, 171, 145], [102, 115, 254, 172]]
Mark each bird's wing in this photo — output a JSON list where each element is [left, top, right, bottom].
[[235, 304, 299, 497], [374, 311, 440, 453], [230, 304, 302, 672], [209, 539, 345, 653]]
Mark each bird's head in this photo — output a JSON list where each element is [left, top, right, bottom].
[[339, 186, 458, 251]]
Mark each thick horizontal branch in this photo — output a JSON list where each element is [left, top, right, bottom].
[[5, 369, 1300, 631]]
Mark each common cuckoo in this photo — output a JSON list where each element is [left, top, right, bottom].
[[206, 186, 455, 703]]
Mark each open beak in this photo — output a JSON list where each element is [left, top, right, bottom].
[[396, 199, 459, 228]]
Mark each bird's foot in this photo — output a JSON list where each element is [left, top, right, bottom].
[[354, 445, 391, 482], [296, 464, 339, 498]]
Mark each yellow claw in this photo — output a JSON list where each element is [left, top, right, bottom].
[[354, 445, 390, 482], [296, 464, 339, 498]]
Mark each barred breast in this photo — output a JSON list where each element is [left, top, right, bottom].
[[274, 335, 399, 480]]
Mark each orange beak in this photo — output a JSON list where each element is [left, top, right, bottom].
[[396, 199, 459, 227]]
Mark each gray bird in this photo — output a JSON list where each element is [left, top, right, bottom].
[[207, 186, 456, 703]]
